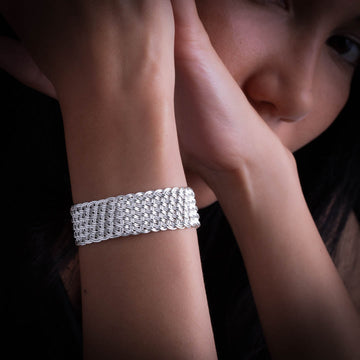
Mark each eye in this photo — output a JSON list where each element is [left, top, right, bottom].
[[327, 35, 360, 67], [270, 0, 290, 10], [251, 0, 290, 11]]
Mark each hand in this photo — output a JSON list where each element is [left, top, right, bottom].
[[0, 35, 56, 98], [1, 0, 184, 202], [171, 0, 294, 187], [1, 0, 175, 100]]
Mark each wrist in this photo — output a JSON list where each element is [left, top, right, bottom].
[[57, 69, 174, 110], [206, 149, 301, 217], [60, 92, 185, 203]]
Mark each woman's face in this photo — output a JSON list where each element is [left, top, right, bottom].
[[195, 0, 360, 152]]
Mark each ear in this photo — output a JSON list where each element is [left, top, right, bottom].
[[0, 36, 57, 98]]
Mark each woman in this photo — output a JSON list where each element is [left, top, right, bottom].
[[2, 0, 360, 359]]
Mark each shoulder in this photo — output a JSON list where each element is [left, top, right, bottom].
[[334, 211, 360, 313]]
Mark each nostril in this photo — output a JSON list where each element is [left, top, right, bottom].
[[248, 98, 277, 118], [277, 104, 311, 122], [280, 114, 307, 123], [250, 98, 310, 123], [244, 76, 313, 123], [270, 88, 313, 123]]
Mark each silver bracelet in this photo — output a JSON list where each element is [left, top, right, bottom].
[[70, 187, 200, 246]]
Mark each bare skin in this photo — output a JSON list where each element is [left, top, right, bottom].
[[55, 0, 360, 316], [2, 0, 360, 359]]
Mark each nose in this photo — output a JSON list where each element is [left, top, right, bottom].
[[243, 42, 318, 123]]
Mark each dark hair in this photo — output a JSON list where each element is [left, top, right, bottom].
[[2, 13, 359, 359], [295, 68, 360, 254]]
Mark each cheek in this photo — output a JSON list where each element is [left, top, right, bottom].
[[196, 0, 353, 152], [274, 48, 353, 152], [196, 1, 271, 77]]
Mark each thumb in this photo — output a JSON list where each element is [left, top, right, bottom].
[[170, 0, 221, 65], [171, 0, 209, 42], [171, 0, 199, 26], [0, 36, 57, 99]]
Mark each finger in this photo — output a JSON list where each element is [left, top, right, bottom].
[[171, 0, 209, 38], [170, 0, 218, 63], [171, 0, 199, 26], [171, 0, 208, 40], [0, 36, 57, 98], [172, 0, 212, 33]]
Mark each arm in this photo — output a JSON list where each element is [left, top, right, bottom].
[[1, 1, 216, 359], [210, 155, 360, 360], [171, 1, 360, 358], [334, 211, 360, 313], [0, 36, 56, 98], [70, 91, 216, 360]]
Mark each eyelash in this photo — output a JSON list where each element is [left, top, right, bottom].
[[270, 0, 290, 11], [253, 0, 290, 11], [252, 0, 360, 68], [326, 35, 360, 67]]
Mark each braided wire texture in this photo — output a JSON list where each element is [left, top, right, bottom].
[[70, 187, 200, 246]]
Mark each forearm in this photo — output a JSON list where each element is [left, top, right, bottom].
[[80, 230, 214, 360], [210, 155, 360, 359], [59, 85, 216, 359], [59, 88, 183, 201]]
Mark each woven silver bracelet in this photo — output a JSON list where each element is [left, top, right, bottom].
[[70, 187, 200, 246]]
